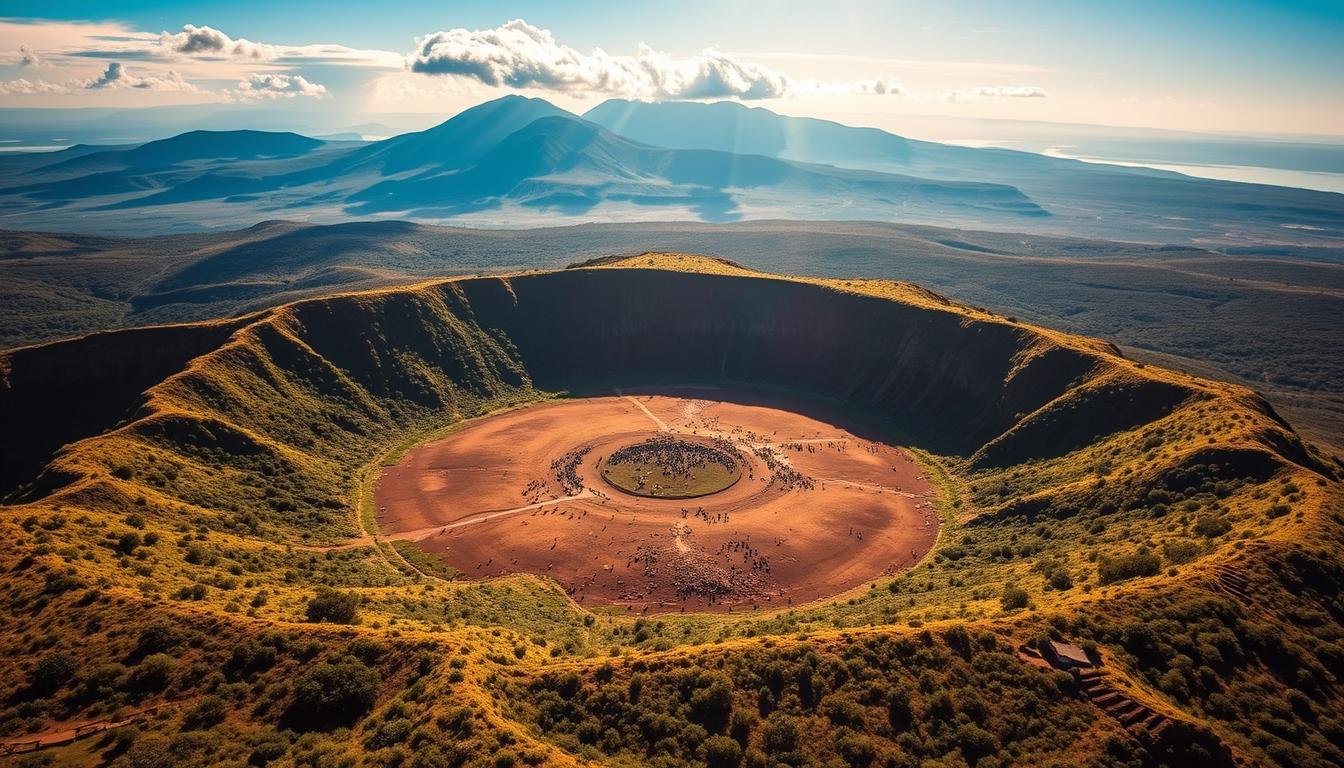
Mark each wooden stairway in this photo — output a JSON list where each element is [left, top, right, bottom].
[[1074, 667, 1174, 747]]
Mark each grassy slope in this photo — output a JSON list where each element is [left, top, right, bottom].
[[0, 255, 1340, 767], [2, 221, 1341, 456]]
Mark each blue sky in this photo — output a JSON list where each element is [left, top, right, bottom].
[[1, 0, 1340, 136]]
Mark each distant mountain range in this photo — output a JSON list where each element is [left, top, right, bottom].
[[0, 94, 1340, 247]]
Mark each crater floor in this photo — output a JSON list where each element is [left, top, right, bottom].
[[374, 388, 940, 612]]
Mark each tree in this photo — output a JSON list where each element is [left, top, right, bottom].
[[287, 660, 379, 729], [28, 651, 76, 694], [690, 674, 734, 732], [305, 587, 358, 624], [701, 734, 744, 768]]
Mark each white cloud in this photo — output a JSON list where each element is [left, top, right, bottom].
[[234, 72, 328, 99], [851, 78, 903, 96], [86, 62, 199, 92], [408, 19, 788, 100], [0, 77, 69, 95], [945, 85, 1048, 101], [160, 24, 277, 60], [18, 45, 39, 66]]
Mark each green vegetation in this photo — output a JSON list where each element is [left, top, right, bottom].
[[601, 438, 741, 499], [0, 255, 1339, 767]]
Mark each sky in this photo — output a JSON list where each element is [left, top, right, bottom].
[[0, 0, 1341, 138]]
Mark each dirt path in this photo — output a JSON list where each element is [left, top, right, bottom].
[[622, 394, 671, 432], [382, 491, 598, 543], [1, 704, 163, 756]]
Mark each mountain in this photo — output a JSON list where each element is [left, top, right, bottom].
[[344, 94, 570, 174], [0, 95, 1340, 247], [583, 99, 1344, 247], [32, 130, 325, 175], [346, 114, 1043, 220], [582, 99, 1142, 179]]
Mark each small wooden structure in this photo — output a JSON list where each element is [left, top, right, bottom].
[[1042, 640, 1094, 670]]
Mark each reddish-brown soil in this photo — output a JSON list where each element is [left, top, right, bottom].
[[374, 388, 939, 613]]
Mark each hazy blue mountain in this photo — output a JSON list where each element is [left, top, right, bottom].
[[0, 95, 1339, 248], [345, 94, 570, 174], [33, 130, 325, 175], [582, 98, 1056, 179], [583, 99, 1344, 247], [346, 114, 1043, 220]]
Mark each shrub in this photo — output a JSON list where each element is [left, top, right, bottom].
[[1098, 550, 1161, 584], [128, 653, 174, 694], [288, 660, 379, 729], [761, 712, 797, 754], [700, 734, 744, 768], [185, 695, 228, 728], [124, 735, 173, 768], [28, 651, 76, 694], [1047, 569, 1074, 590], [956, 723, 998, 760], [1163, 539, 1202, 565], [137, 622, 183, 654], [248, 734, 288, 766], [115, 531, 142, 555], [1001, 584, 1030, 611], [366, 717, 413, 749], [305, 587, 359, 624], [836, 731, 876, 767], [689, 675, 734, 732], [1193, 514, 1232, 538]]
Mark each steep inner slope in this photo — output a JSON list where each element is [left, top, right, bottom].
[[1, 255, 1339, 767]]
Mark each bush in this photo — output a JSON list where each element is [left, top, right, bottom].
[[701, 734, 744, 768], [185, 695, 228, 728], [128, 653, 174, 694], [28, 651, 76, 694], [956, 723, 998, 759], [124, 735, 173, 768], [248, 734, 288, 766], [1098, 550, 1161, 584], [689, 675, 734, 732], [366, 717, 413, 749], [1047, 569, 1074, 590], [836, 731, 876, 767], [289, 660, 379, 729], [1163, 539, 1202, 565], [1193, 514, 1232, 538], [761, 712, 797, 754], [1000, 584, 1030, 611], [305, 587, 359, 624]]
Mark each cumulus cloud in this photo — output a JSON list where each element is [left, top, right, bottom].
[[408, 19, 788, 100], [852, 78, 903, 96], [945, 84, 1048, 101], [160, 24, 277, 60], [19, 45, 39, 66], [234, 72, 328, 99], [86, 62, 199, 92], [0, 77, 68, 95]]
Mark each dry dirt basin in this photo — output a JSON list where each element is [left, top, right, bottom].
[[375, 388, 939, 613]]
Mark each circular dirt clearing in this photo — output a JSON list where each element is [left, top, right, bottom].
[[601, 436, 741, 499], [374, 388, 941, 613]]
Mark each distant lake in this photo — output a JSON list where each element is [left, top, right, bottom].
[[1040, 146, 1344, 194]]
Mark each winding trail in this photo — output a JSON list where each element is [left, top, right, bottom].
[[382, 491, 598, 543], [814, 477, 926, 498], [622, 394, 671, 432]]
